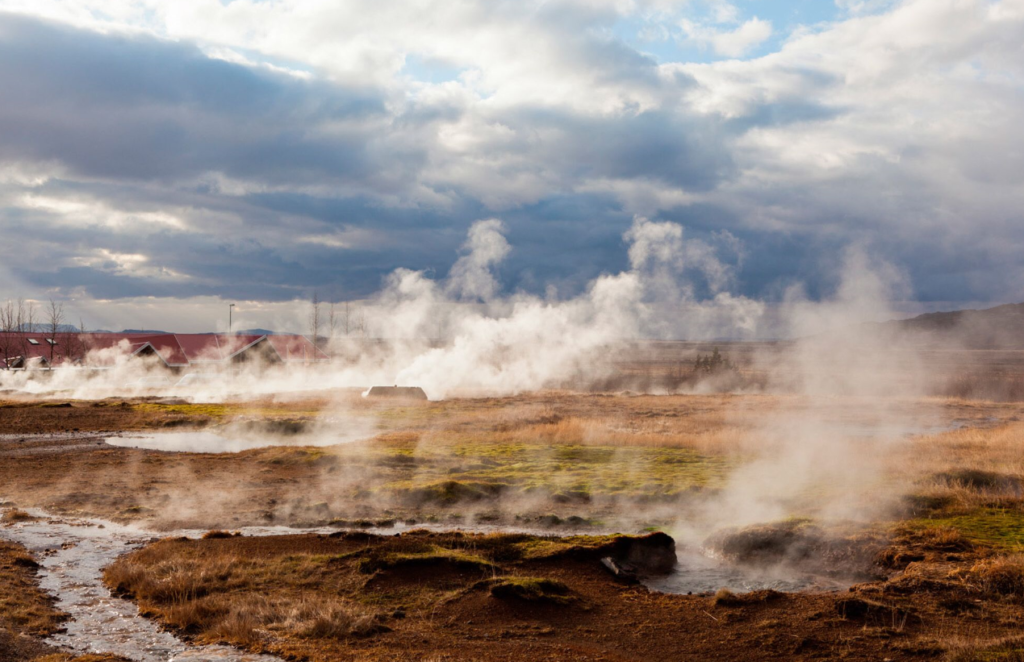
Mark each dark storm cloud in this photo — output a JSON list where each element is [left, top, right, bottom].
[[0, 14, 739, 302], [495, 106, 733, 191], [0, 14, 392, 184], [2, 3, 1022, 314]]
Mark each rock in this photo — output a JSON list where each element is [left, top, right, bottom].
[[601, 557, 639, 584], [611, 532, 678, 574]]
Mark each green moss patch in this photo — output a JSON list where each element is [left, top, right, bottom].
[[488, 577, 573, 604], [905, 508, 1024, 550], [358, 546, 499, 575]]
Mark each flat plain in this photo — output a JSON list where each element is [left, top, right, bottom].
[[4, 346, 1024, 660]]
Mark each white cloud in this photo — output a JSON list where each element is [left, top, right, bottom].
[[1, 0, 1024, 309], [17, 194, 187, 231], [680, 16, 773, 57]]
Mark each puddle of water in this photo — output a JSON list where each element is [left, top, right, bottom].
[[643, 547, 849, 595], [0, 511, 284, 662], [105, 431, 343, 454], [814, 420, 958, 440]]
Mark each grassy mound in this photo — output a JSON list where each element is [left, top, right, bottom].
[[488, 577, 573, 604], [934, 469, 1021, 492], [358, 546, 499, 574]]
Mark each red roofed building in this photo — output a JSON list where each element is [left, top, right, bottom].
[[0, 331, 329, 370]]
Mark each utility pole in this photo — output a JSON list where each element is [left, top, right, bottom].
[[229, 303, 235, 334]]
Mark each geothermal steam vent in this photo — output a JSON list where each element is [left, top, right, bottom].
[[363, 386, 429, 400]]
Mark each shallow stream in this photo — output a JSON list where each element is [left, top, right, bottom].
[[1, 508, 846, 660], [0, 511, 284, 662], [105, 430, 345, 453]]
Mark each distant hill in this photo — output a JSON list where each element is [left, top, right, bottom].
[[17, 323, 80, 333], [234, 328, 280, 336], [877, 303, 1024, 349], [58, 328, 284, 336]]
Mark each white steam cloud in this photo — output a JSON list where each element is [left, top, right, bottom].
[[1, 216, 921, 402]]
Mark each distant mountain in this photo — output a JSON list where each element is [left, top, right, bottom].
[[188, 329, 282, 335], [51, 328, 284, 336], [235, 328, 280, 336], [876, 303, 1024, 349], [17, 323, 80, 333]]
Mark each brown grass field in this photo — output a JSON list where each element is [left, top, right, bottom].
[[4, 348, 1024, 660]]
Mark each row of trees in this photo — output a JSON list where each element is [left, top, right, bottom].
[[693, 347, 733, 374], [0, 298, 85, 369]]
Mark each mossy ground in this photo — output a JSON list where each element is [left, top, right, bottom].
[[903, 508, 1024, 550]]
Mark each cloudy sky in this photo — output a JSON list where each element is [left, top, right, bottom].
[[0, 0, 1021, 332]]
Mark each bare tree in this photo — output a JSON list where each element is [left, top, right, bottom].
[[0, 299, 16, 369], [45, 298, 64, 367], [326, 300, 339, 359], [19, 299, 34, 365], [344, 302, 351, 336], [308, 291, 322, 354], [59, 317, 87, 365]]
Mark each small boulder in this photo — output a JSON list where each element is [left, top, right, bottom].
[[611, 532, 678, 575]]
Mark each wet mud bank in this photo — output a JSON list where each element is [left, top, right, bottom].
[[0, 510, 283, 662], [6, 508, 1024, 660]]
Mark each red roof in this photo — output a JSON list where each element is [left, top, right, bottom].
[[0, 332, 328, 368]]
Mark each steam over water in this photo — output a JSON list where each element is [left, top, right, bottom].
[[1, 505, 854, 639], [105, 430, 352, 453], [646, 549, 850, 594], [0, 216, 960, 620]]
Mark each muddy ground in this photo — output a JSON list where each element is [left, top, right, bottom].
[[0, 392, 1016, 530], [3, 392, 1024, 660], [41, 525, 1024, 662], [7, 510, 1024, 662]]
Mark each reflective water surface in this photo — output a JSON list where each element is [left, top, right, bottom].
[[1, 512, 284, 662], [644, 547, 850, 594]]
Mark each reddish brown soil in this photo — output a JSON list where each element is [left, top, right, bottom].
[[5, 395, 1024, 660], [0, 400, 186, 435], [103, 530, 1024, 662]]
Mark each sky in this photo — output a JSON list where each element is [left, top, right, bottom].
[[0, 0, 1021, 333]]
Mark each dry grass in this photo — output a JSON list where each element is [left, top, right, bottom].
[[7, 389, 1023, 531], [102, 530, 669, 659], [944, 635, 1024, 661], [103, 535, 404, 656], [1, 508, 38, 523], [486, 413, 752, 451], [890, 421, 1024, 516], [0, 540, 63, 637], [942, 371, 1024, 403], [371, 392, 769, 455], [0, 540, 126, 661], [958, 555, 1024, 599]]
